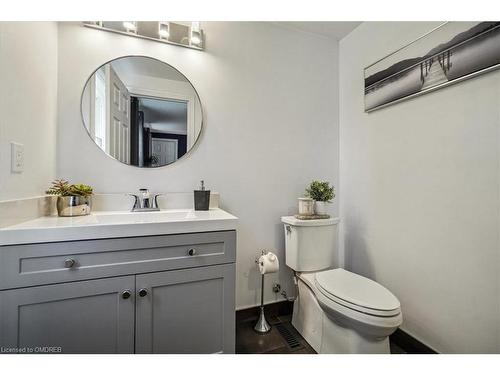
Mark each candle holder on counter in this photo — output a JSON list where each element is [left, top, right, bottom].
[[298, 197, 314, 216]]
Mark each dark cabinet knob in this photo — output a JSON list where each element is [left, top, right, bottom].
[[188, 248, 196, 256], [64, 258, 76, 268], [139, 288, 148, 297], [122, 290, 132, 299]]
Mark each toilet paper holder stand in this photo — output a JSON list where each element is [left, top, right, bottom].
[[254, 250, 272, 334]]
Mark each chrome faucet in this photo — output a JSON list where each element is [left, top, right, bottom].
[[129, 189, 161, 212]]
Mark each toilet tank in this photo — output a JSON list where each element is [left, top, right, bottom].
[[281, 216, 339, 272]]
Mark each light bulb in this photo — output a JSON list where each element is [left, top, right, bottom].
[[123, 21, 137, 33], [190, 30, 201, 46], [158, 22, 170, 39], [190, 21, 202, 46], [191, 21, 200, 32]]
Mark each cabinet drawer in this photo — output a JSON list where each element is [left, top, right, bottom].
[[0, 231, 236, 290]]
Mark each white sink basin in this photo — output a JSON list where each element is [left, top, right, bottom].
[[93, 210, 212, 224], [0, 208, 238, 246]]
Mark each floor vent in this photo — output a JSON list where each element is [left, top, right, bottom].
[[275, 323, 303, 350]]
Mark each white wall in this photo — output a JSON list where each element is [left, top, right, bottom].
[[339, 22, 500, 353], [0, 22, 58, 201], [57, 22, 339, 309]]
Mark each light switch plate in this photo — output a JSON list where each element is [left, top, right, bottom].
[[11, 142, 24, 173]]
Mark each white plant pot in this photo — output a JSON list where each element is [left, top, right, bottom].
[[314, 201, 328, 215], [298, 197, 314, 216]]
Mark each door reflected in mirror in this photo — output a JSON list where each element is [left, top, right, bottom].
[[81, 56, 203, 167]]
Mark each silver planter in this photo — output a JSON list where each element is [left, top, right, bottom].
[[56, 196, 92, 217]]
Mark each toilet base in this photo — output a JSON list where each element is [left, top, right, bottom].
[[292, 278, 391, 354]]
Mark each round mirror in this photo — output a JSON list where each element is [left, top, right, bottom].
[[81, 56, 203, 168]]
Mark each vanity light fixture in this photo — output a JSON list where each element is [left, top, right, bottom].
[[83, 21, 204, 51], [158, 22, 170, 39]]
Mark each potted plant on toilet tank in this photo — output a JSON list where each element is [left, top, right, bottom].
[[305, 180, 335, 215], [46, 179, 93, 217]]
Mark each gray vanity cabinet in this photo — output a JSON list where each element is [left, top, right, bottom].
[[0, 276, 136, 353], [0, 230, 236, 354], [135, 264, 235, 354]]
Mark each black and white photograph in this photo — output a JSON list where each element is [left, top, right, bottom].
[[365, 22, 500, 111]]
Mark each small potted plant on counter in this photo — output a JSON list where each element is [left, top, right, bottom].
[[46, 179, 93, 217], [305, 180, 335, 216]]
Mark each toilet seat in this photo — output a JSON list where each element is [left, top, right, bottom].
[[296, 271, 403, 347], [314, 269, 401, 317], [297, 270, 403, 339]]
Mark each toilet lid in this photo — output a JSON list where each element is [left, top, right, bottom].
[[314, 269, 400, 315]]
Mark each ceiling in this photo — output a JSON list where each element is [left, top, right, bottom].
[[139, 97, 188, 135], [111, 56, 187, 84], [276, 22, 361, 40], [139, 97, 187, 123]]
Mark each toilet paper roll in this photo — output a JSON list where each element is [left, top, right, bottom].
[[258, 252, 279, 274]]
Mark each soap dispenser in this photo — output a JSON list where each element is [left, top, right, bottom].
[[194, 180, 210, 210]]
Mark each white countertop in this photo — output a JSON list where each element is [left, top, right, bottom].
[[0, 209, 238, 246]]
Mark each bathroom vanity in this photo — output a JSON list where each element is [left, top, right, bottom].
[[0, 47, 238, 354], [0, 208, 237, 354]]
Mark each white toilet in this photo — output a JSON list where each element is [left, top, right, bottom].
[[281, 216, 402, 354]]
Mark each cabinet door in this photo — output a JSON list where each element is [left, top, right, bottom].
[[135, 264, 235, 354], [0, 276, 135, 354]]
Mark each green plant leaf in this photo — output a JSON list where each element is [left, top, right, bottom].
[[46, 180, 93, 197], [305, 180, 335, 202]]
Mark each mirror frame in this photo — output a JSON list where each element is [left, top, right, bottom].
[[80, 55, 204, 168]]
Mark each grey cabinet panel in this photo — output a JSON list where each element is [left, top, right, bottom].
[[0, 230, 237, 354], [0, 231, 236, 290], [0, 276, 135, 354], [135, 264, 235, 354]]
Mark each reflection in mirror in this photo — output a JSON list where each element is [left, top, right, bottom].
[[81, 56, 202, 167]]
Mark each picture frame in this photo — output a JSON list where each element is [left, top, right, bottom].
[[364, 22, 500, 112]]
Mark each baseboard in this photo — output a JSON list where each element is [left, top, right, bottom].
[[390, 329, 438, 354], [236, 301, 294, 323]]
